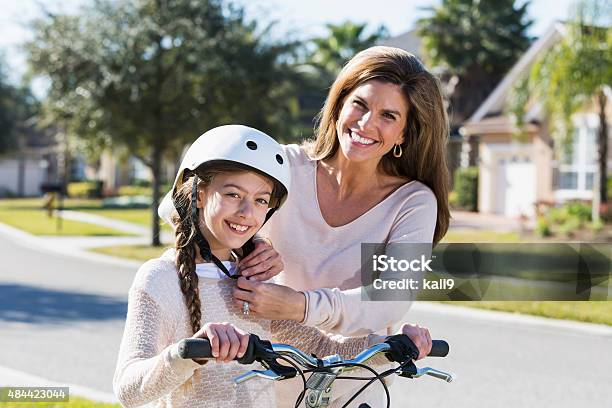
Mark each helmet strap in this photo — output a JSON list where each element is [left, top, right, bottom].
[[264, 207, 277, 223], [190, 176, 238, 279]]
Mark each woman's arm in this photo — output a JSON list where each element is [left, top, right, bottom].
[[113, 288, 200, 408], [302, 200, 436, 336], [270, 321, 432, 364]]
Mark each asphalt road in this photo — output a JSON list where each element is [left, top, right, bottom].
[[0, 230, 134, 393], [0, 230, 610, 407]]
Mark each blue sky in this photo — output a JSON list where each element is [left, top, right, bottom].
[[0, 0, 576, 87]]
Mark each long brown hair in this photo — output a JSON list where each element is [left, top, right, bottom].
[[171, 163, 283, 334], [309, 46, 450, 243]]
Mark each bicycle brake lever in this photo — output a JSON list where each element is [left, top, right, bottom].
[[413, 367, 455, 383], [234, 369, 283, 384], [234, 360, 298, 385]]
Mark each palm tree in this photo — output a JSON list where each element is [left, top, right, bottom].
[[308, 21, 388, 81], [511, 0, 611, 215]]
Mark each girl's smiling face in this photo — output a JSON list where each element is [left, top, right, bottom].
[[197, 171, 274, 255], [336, 79, 408, 165]]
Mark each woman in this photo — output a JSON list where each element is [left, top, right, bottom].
[[233, 46, 450, 406]]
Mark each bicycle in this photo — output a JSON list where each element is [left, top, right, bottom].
[[178, 333, 454, 408]]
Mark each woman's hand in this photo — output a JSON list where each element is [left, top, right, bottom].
[[233, 277, 306, 321], [191, 322, 250, 363], [238, 239, 283, 281], [398, 323, 432, 360]]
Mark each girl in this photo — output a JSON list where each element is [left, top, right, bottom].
[[113, 125, 387, 408]]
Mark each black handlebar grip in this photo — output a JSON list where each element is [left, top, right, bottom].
[[177, 338, 213, 359], [236, 335, 257, 364], [429, 340, 449, 357]]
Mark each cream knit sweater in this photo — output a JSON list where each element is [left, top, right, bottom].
[[113, 255, 388, 408]]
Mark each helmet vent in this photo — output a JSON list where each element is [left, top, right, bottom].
[[276, 154, 284, 164], [246, 141, 258, 150]]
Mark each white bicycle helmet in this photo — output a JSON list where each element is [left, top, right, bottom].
[[158, 124, 290, 227]]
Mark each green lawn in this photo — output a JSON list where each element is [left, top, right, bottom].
[[84, 208, 159, 226], [91, 244, 172, 261], [441, 230, 521, 243], [0, 199, 132, 236], [442, 301, 612, 326], [0, 198, 171, 235], [0, 396, 119, 408], [0, 198, 102, 210]]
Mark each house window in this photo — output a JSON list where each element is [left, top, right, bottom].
[[559, 172, 578, 189], [585, 172, 595, 189], [556, 123, 598, 193]]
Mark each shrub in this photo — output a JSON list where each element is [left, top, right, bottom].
[[448, 191, 459, 208], [117, 183, 172, 197], [118, 185, 152, 197], [535, 216, 552, 237], [548, 206, 569, 224], [67, 181, 103, 198], [454, 167, 478, 211], [590, 219, 604, 233], [133, 179, 152, 187], [565, 202, 591, 222], [559, 216, 581, 238], [547, 202, 591, 235]]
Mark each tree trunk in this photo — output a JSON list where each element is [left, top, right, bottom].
[[597, 89, 608, 206], [151, 143, 162, 247]]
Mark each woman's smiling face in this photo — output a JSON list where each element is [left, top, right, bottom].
[[336, 79, 408, 165], [197, 171, 274, 253]]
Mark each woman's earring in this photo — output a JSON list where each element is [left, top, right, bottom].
[[393, 143, 403, 158]]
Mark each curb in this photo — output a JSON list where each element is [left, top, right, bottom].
[[411, 302, 612, 337]]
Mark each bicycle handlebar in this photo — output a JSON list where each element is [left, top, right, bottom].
[[178, 334, 453, 407], [178, 335, 449, 364]]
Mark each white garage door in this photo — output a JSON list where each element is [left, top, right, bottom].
[[495, 157, 536, 217]]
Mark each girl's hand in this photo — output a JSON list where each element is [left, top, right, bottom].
[[238, 239, 283, 281], [192, 322, 250, 363], [233, 277, 306, 322], [398, 323, 432, 360]]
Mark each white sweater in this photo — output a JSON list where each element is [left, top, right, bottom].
[[113, 255, 387, 408]]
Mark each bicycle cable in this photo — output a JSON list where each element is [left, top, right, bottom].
[[273, 355, 308, 408], [341, 359, 415, 407], [302, 361, 391, 408]]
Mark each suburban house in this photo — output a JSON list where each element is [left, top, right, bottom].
[[460, 22, 611, 219], [0, 122, 175, 197], [0, 118, 60, 196]]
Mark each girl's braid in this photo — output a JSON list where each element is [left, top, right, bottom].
[[173, 182, 202, 334]]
